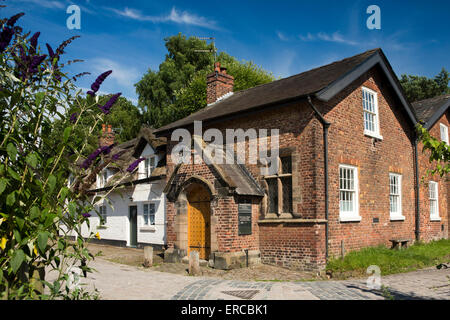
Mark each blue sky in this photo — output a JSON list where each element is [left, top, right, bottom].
[[5, 0, 450, 105]]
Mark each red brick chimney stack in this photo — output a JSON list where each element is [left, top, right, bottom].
[[206, 62, 234, 105], [99, 124, 115, 147]]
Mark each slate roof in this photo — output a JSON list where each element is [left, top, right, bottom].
[[164, 137, 264, 197], [411, 94, 450, 125], [155, 48, 382, 134]]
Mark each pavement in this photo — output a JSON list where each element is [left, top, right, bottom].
[[57, 258, 450, 300]]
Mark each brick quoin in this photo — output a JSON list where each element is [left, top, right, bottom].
[[163, 64, 448, 271]]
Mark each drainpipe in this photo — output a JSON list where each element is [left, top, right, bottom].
[[307, 96, 331, 259], [413, 136, 421, 241]]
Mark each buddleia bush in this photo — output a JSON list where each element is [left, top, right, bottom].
[[0, 12, 135, 299]]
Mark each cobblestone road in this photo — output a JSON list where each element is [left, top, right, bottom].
[[65, 258, 450, 300]]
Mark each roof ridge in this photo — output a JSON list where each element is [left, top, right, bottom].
[[412, 94, 450, 105], [230, 48, 381, 96]]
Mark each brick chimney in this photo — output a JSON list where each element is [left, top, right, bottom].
[[99, 124, 115, 147], [206, 62, 234, 105]]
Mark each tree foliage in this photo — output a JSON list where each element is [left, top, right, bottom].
[[46, 96, 142, 158], [417, 124, 449, 177], [399, 68, 450, 103], [135, 33, 275, 128]]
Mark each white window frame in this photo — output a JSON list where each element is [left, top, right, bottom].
[[429, 181, 440, 221], [339, 164, 361, 222], [389, 173, 404, 221], [143, 202, 156, 226], [362, 87, 383, 140], [144, 156, 156, 178], [99, 205, 107, 225], [440, 123, 448, 145], [98, 169, 108, 188]]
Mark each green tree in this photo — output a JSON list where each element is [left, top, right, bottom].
[[46, 96, 142, 158], [399, 68, 450, 103], [135, 33, 275, 128]]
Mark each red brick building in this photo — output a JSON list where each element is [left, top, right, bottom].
[[412, 95, 450, 242], [155, 49, 448, 271]]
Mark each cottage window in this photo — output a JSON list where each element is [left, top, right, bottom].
[[145, 156, 156, 178], [99, 205, 107, 225], [339, 165, 360, 221], [429, 181, 440, 220], [389, 173, 404, 220], [264, 156, 292, 215], [143, 203, 155, 225], [440, 124, 448, 145], [362, 87, 382, 139]]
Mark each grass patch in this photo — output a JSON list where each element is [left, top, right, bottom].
[[326, 239, 450, 279]]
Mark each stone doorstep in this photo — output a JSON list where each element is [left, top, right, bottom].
[[181, 256, 208, 267]]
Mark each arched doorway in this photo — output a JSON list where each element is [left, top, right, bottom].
[[187, 184, 211, 260]]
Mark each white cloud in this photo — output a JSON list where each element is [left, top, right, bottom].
[[90, 58, 139, 88], [109, 6, 219, 30], [276, 31, 288, 41], [298, 31, 358, 46], [16, 0, 65, 9]]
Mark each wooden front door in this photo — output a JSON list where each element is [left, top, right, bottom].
[[187, 185, 211, 260]]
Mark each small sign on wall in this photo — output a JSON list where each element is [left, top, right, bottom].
[[238, 201, 252, 235]]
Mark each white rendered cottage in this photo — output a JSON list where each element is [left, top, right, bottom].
[[74, 126, 168, 249]]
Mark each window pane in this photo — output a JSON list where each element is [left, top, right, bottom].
[[281, 176, 292, 213], [281, 156, 292, 174], [143, 204, 148, 225], [339, 166, 356, 214], [149, 204, 155, 225], [267, 178, 278, 214]]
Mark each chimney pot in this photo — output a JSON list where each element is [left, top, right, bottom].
[[99, 124, 115, 147], [207, 62, 234, 105]]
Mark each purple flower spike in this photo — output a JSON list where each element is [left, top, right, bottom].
[[82, 213, 91, 218], [98, 93, 121, 114], [87, 90, 95, 97], [112, 150, 126, 161], [70, 112, 78, 124], [29, 32, 40, 52], [46, 43, 55, 59], [100, 143, 116, 155], [0, 27, 14, 53], [88, 70, 112, 96], [126, 157, 145, 173], [29, 54, 47, 75], [7, 13, 25, 27], [79, 143, 115, 169]]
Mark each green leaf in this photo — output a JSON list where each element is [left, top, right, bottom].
[[35, 92, 45, 107], [26, 153, 38, 168], [30, 206, 40, 220], [15, 217, 24, 230], [37, 231, 48, 253], [48, 175, 56, 193], [63, 126, 72, 143], [11, 249, 25, 274], [13, 229, 22, 243], [7, 167, 20, 181], [6, 143, 17, 161], [6, 191, 15, 207], [59, 187, 69, 202], [0, 178, 7, 195], [68, 202, 76, 216]]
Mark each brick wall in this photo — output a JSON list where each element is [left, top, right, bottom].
[[163, 65, 447, 270], [417, 110, 449, 241]]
